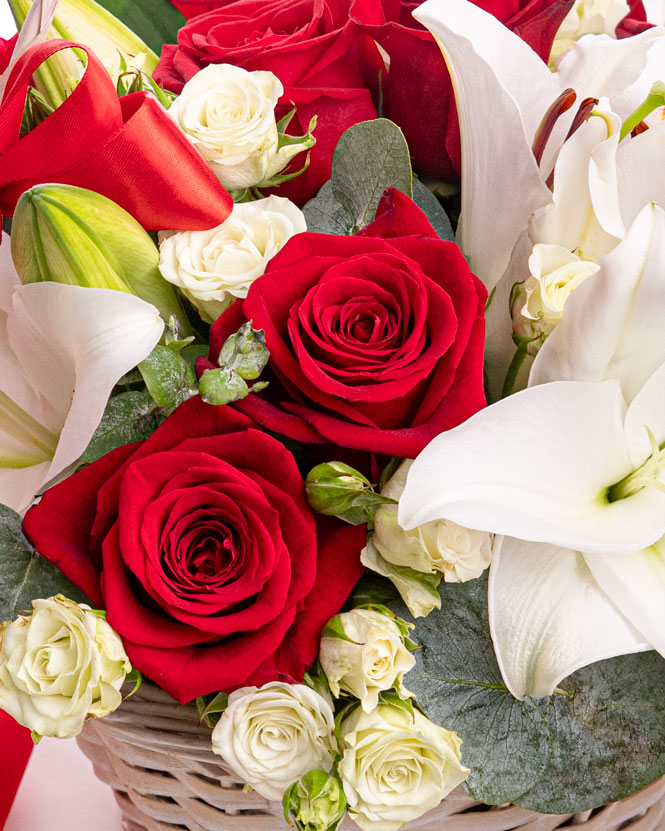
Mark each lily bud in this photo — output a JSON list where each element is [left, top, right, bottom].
[[11, 184, 190, 329], [9, 0, 158, 107], [283, 770, 346, 831]]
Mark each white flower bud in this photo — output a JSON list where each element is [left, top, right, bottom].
[[361, 461, 492, 617], [0, 597, 131, 738], [339, 703, 469, 831], [211, 682, 337, 801], [158, 196, 306, 322], [319, 609, 415, 712], [511, 244, 599, 355], [551, 0, 630, 64], [168, 64, 311, 190]]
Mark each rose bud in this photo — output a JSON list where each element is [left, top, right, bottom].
[[11, 183, 190, 330], [283, 769, 347, 831], [8, 0, 159, 107], [0, 596, 131, 740], [305, 463, 372, 516], [319, 607, 416, 712], [361, 460, 493, 617]]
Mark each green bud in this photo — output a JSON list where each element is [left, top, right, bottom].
[[21, 87, 55, 136], [218, 320, 270, 380], [305, 463, 396, 524], [11, 184, 191, 331], [283, 770, 346, 831], [9, 0, 158, 108]]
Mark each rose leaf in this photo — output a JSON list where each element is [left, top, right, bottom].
[[0, 505, 90, 623], [395, 573, 665, 812]]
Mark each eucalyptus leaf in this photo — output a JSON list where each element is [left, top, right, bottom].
[[80, 389, 159, 464], [93, 0, 185, 55], [302, 181, 354, 236], [331, 119, 412, 233], [0, 505, 89, 623], [302, 119, 413, 236], [412, 179, 455, 241], [396, 574, 665, 812], [139, 344, 197, 414]]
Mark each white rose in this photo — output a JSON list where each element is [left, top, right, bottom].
[[158, 196, 306, 322], [319, 609, 416, 712], [169, 64, 308, 190], [211, 682, 337, 801], [339, 703, 469, 831], [361, 461, 493, 616], [511, 244, 600, 354], [0, 596, 131, 738], [551, 0, 630, 63]]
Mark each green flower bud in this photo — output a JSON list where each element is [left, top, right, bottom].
[[283, 770, 346, 831], [9, 0, 158, 108], [305, 463, 396, 524], [11, 184, 190, 331]]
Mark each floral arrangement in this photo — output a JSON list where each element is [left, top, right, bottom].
[[1, 0, 665, 828]]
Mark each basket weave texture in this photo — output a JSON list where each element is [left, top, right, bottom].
[[76, 683, 665, 831]]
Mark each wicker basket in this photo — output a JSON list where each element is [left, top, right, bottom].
[[76, 683, 665, 831]]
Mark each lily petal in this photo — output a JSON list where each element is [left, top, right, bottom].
[[0, 0, 59, 98], [616, 123, 665, 231], [585, 542, 665, 657], [8, 283, 163, 499], [489, 536, 650, 699], [399, 379, 665, 554], [0, 232, 19, 313], [531, 203, 665, 405], [413, 0, 556, 290]]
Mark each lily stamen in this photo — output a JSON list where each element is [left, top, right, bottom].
[[607, 427, 665, 502]]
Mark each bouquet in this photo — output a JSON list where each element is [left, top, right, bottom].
[[2, 0, 665, 828]]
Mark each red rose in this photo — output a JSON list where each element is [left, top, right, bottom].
[[198, 189, 486, 458], [22, 398, 365, 703], [154, 0, 382, 203], [350, 0, 574, 181]]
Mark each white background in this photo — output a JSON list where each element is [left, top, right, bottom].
[[1, 3, 123, 828]]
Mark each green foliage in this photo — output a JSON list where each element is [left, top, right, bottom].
[[196, 691, 230, 728], [139, 344, 197, 415], [80, 389, 158, 464], [394, 574, 665, 812], [303, 119, 454, 240], [0, 506, 89, 623], [93, 0, 185, 54]]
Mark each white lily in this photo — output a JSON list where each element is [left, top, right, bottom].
[[400, 204, 665, 699], [414, 0, 665, 399], [0, 233, 163, 514]]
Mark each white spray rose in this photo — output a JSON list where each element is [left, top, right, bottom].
[[158, 196, 306, 322], [211, 682, 337, 801], [169, 64, 312, 190], [361, 461, 492, 617], [319, 608, 416, 712], [511, 244, 600, 355], [339, 703, 469, 831], [0, 596, 131, 739], [551, 0, 630, 63]]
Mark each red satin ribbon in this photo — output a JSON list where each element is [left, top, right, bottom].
[[0, 39, 233, 231], [0, 711, 33, 827]]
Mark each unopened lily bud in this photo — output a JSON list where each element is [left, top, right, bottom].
[[11, 184, 190, 329], [9, 0, 158, 107], [511, 243, 599, 356], [320, 607, 416, 712], [283, 770, 347, 831]]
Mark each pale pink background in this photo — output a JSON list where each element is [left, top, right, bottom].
[[6, 738, 123, 830]]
